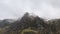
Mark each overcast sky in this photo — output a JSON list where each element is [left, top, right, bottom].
[[0, 0, 60, 20]]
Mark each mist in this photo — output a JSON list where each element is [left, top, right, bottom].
[[0, 0, 60, 20]]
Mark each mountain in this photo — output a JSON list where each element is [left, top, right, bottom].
[[4, 12, 49, 34], [1, 12, 60, 34], [0, 19, 16, 28]]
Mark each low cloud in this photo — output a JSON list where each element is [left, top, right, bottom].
[[0, 0, 60, 20]]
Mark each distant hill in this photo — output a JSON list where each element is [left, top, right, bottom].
[[0, 19, 16, 28]]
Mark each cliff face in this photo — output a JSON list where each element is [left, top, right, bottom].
[[1, 12, 60, 34], [4, 12, 49, 34]]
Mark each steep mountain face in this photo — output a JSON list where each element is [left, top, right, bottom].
[[2, 12, 60, 34], [48, 19, 60, 32], [4, 12, 49, 34]]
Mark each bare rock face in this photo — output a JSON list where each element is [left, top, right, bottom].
[[3, 13, 56, 34], [48, 19, 60, 32], [4, 12, 49, 34]]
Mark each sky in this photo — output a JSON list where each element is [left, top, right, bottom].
[[0, 0, 60, 20]]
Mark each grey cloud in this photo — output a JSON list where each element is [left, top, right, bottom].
[[0, 0, 60, 20]]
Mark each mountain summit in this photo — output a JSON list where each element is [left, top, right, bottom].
[[4, 12, 49, 34]]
